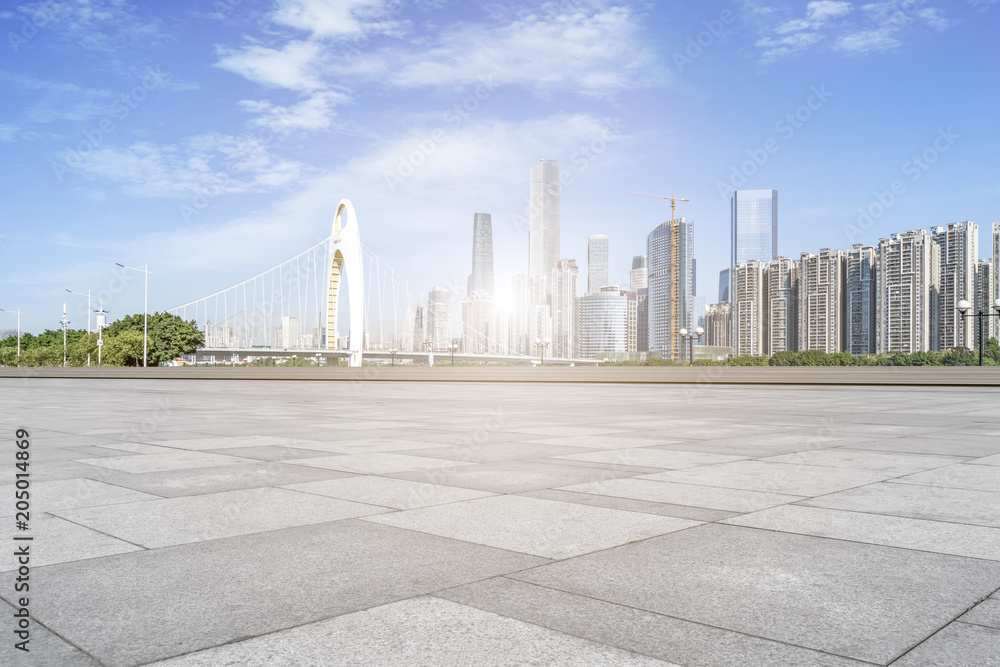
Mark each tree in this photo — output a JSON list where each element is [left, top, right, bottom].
[[104, 312, 204, 366], [103, 330, 145, 367]]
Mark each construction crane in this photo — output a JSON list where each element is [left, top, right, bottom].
[[627, 190, 689, 222]]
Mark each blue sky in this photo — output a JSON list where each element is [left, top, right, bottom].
[[1, 0, 998, 334]]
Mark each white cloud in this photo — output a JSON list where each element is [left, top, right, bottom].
[[271, 0, 401, 39], [834, 29, 901, 53], [61, 133, 308, 198], [12, 0, 165, 51], [806, 1, 854, 21], [339, 6, 658, 97], [238, 90, 351, 133], [215, 40, 327, 92]]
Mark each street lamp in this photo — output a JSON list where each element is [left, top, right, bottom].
[[66, 288, 92, 366], [449, 343, 458, 366], [678, 327, 704, 366], [61, 304, 69, 367], [956, 299, 1000, 366], [95, 301, 108, 365], [535, 337, 551, 366], [389, 347, 398, 367], [0, 308, 21, 360], [116, 262, 150, 367]]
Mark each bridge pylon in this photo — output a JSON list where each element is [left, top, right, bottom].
[[327, 199, 365, 367]]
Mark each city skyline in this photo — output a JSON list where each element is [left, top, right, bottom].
[[2, 1, 999, 335]]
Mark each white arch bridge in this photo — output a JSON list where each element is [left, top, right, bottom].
[[168, 199, 596, 367]]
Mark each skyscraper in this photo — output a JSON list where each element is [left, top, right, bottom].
[[766, 257, 797, 355], [706, 303, 732, 348], [630, 255, 647, 291], [799, 249, 844, 353], [587, 235, 609, 293], [734, 260, 766, 356], [846, 244, 876, 356], [933, 222, 978, 351], [402, 301, 424, 352], [718, 268, 730, 303], [731, 189, 778, 283], [876, 230, 939, 354], [529, 160, 560, 290], [578, 286, 629, 359], [468, 213, 494, 297], [427, 287, 451, 352], [461, 290, 492, 354], [647, 217, 694, 360], [551, 259, 579, 359], [976, 259, 993, 349]]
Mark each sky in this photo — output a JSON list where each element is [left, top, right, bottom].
[[1, 0, 998, 335]]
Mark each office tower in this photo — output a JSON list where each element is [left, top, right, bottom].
[[527, 303, 552, 354], [734, 261, 766, 356], [976, 259, 993, 349], [551, 259, 579, 359], [846, 244, 876, 356], [876, 230, 939, 354], [427, 287, 451, 351], [692, 259, 697, 297], [488, 308, 511, 355], [933, 222, 978, 351], [636, 288, 649, 352], [647, 217, 694, 360], [402, 301, 424, 352], [588, 235, 609, 293], [578, 286, 629, 359], [630, 255, 648, 290], [731, 189, 778, 291], [766, 257, 797, 355], [510, 274, 530, 355], [461, 290, 492, 354], [529, 160, 560, 291], [468, 213, 494, 297], [277, 316, 300, 350], [994, 222, 1000, 339], [706, 303, 732, 348], [692, 295, 708, 345], [798, 249, 844, 353], [625, 290, 638, 352], [718, 268, 731, 303]]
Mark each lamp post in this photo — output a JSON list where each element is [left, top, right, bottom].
[[61, 304, 69, 367], [956, 299, 1000, 366], [449, 343, 458, 366], [66, 288, 92, 366], [678, 327, 705, 366], [116, 262, 150, 367], [389, 347, 398, 367], [95, 301, 108, 365], [0, 308, 21, 360], [535, 337, 551, 366]]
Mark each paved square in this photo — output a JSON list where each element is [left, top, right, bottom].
[[2, 378, 999, 666]]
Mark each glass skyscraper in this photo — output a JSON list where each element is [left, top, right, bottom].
[[529, 160, 560, 290], [731, 188, 778, 275], [587, 235, 609, 293], [468, 213, 494, 297], [647, 217, 694, 360]]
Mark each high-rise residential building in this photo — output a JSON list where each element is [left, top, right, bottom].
[[510, 273, 529, 355], [427, 286, 451, 351], [799, 249, 844, 353], [401, 301, 424, 352], [488, 308, 512, 356], [647, 217, 694, 360], [876, 230, 940, 354], [976, 259, 993, 349], [733, 261, 766, 356], [846, 244, 876, 356], [765, 257, 797, 355], [636, 288, 649, 353], [731, 189, 778, 292], [461, 290, 493, 354], [630, 255, 648, 291], [718, 268, 731, 303], [468, 213, 494, 297], [578, 286, 629, 359], [529, 160, 560, 292], [706, 303, 732, 348], [551, 259, 580, 359], [692, 295, 708, 346], [994, 222, 1000, 339], [276, 315, 300, 350], [625, 290, 638, 352], [588, 235, 609, 293], [933, 222, 978, 351]]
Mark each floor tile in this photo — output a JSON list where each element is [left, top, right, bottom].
[[559, 477, 804, 512], [283, 476, 496, 509]]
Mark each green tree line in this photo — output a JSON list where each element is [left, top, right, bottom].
[[0, 313, 203, 367]]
